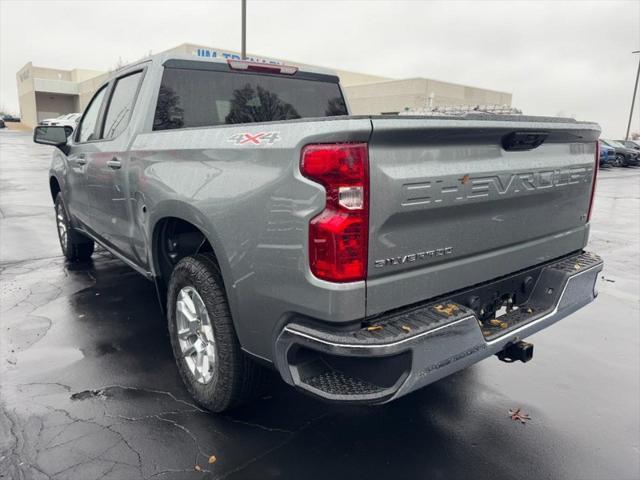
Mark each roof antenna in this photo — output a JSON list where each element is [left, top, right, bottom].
[[241, 0, 247, 60]]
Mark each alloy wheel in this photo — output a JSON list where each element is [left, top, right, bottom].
[[176, 286, 216, 384], [56, 203, 68, 251]]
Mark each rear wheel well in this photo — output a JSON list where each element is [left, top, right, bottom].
[[50, 177, 61, 203], [153, 217, 215, 290]]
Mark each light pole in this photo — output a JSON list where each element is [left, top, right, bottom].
[[625, 50, 640, 140], [241, 0, 247, 60]]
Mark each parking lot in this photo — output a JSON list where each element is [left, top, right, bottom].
[[0, 127, 638, 479]]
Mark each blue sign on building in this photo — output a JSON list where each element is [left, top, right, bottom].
[[194, 48, 282, 65]]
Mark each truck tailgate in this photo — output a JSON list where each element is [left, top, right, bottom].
[[366, 116, 599, 316]]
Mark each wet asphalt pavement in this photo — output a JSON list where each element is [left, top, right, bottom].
[[0, 128, 638, 480]]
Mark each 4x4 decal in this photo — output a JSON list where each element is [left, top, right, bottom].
[[228, 131, 281, 145]]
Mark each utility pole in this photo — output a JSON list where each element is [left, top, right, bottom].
[[625, 50, 640, 140], [241, 0, 247, 60]]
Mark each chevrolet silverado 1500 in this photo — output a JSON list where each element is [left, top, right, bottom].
[[34, 53, 603, 411]]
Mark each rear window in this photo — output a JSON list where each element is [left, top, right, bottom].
[[153, 67, 347, 131]]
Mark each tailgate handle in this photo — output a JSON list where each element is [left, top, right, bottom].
[[502, 131, 549, 151]]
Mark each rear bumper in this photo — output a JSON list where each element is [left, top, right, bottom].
[[274, 251, 603, 404]]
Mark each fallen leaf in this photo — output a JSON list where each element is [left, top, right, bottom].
[[366, 325, 383, 332], [508, 408, 531, 424], [574, 264, 581, 270], [434, 303, 459, 316], [489, 319, 508, 328], [194, 465, 203, 472], [208, 455, 217, 464], [482, 330, 492, 336], [401, 325, 411, 333], [526, 307, 534, 314]]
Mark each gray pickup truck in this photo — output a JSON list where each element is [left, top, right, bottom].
[[34, 53, 603, 412]]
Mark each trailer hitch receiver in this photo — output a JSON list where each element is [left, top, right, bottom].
[[497, 341, 534, 363]]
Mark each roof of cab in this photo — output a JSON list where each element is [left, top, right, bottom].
[[154, 52, 338, 78], [104, 51, 340, 88]]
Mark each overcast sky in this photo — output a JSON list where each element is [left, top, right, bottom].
[[1, 0, 638, 137]]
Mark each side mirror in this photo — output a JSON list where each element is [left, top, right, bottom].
[[33, 126, 73, 153]]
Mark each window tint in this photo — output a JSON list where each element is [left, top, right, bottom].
[[103, 71, 143, 139], [153, 68, 347, 131], [77, 86, 107, 143]]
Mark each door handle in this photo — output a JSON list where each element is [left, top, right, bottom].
[[75, 154, 87, 166], [107, 158, 122, 170]]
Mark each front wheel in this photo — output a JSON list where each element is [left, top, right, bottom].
[[167, 253, 264, 412], [614, 154, 625, 167], [54, 194, 94, 262]]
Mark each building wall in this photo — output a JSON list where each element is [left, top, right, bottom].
[[17, 92, 37, 127], [16, 63, 36, 126], [34, 93, 77, 122], [77, 72, 109, 111], [345, 78, 512, 115], [71, 68, 105, 83]]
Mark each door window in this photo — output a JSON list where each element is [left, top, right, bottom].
[[76, 86, 107, 143], [102, 71, 143, 139]]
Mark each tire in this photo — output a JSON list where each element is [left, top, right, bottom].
[[614, 154, 625, 167], [54, 193, 94, 262], [167, 253, 264, 412]]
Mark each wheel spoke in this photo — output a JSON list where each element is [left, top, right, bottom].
[[201, 353, 210, 376], [176, 300, 198, 325], [179, 289, 197, 315], [182, 342, 198, 357], [177, 327, 193, 340], [195, 349, 205, 380], [206, 342, 215, 360], [200, 325, 214, 343]]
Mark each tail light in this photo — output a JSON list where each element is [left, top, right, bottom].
[[587, 141, 599, 221], [301, 143, 369, 282]]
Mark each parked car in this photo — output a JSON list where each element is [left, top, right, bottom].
[[33, 53, 603, 412], [1, 114, 20, 122], [599, 140, 615, 167], [601, 139, 639, 166], [0, 118, 5, 129], [39, 113, 81, 128], [616, 139, 640, 151]]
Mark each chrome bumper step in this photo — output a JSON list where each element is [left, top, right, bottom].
[[275, 251, 603, 404]]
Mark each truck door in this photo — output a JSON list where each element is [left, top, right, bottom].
[[65, 85, 108, 229], [85, 69, 145, 262]]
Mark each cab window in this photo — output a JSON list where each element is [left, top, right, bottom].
[[102, 71, 143, 139], [76, 86, 107, 143]]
